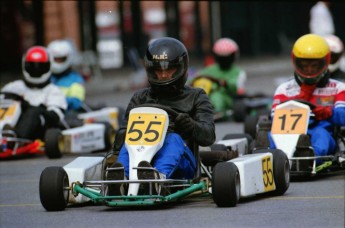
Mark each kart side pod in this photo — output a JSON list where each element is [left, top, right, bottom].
[[212, 149, 289, 207], [63, 156, 104, 203]]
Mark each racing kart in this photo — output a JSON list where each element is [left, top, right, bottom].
[[256, 100, 345, 177], [0, 98, 44, 158], [0, 94, 119, 159], [39, 104, 290, 211], [190, 75, 272, 122]]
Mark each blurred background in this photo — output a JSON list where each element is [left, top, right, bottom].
[[1, 1, 345, 81]]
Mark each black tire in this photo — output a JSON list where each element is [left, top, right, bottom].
[[244, 115, 258, 139], [232, 100, 247, 122], [212, 162, 240, 207], [44, 128, 63, 159], [253, 149, 290, 195], [272, 149, 290, 195], [39, 166, 69, 211]]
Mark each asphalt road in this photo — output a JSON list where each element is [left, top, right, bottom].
[[1, 57, 344, 228], [0, 126, 344, 228]]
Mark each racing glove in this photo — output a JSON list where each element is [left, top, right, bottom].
[[312, 106, 333, 121], [175, 113, 195, 139], [295, 84, 316, 101]]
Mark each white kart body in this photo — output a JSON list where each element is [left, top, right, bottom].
[[64, 156, 104, 203], [78, 107, 120, 130], [230, 153, 276, 197], [125, 107, 169, 195], [271, 100, 310, 162], [61, 123, 106, 153], [205, 135, 282, 197], [217, 138, 248, 156]]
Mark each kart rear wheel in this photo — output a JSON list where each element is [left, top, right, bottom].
[[39, 166, 69, 211], [44, 128, 63, 159], [212, 162, 240, 207]]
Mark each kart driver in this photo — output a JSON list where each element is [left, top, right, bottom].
[[108, 37, 215, 193], [323, 34, 345, 81], [1, 46, 67, 140], [195, 38, 247, 114], [47, 39, 86, 112], [268, 34, 345, 165]]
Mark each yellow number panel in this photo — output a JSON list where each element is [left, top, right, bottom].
[[126, 113, 166, 146], [262, 155, 275, 192], [272, 108, 308, 134]]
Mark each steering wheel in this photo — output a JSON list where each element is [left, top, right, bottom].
[[0, 91, 25, 102], [192, 75, 226, 87], [135, 103, 180, 121], [282, 99, 316, 109]]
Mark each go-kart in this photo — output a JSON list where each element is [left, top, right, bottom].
[[0, 93, 118, 159], [39, 104, 290, 211], [190, 75, 272, 122], [43, 103, 123, 159], [0, 97, 44, 158], [257, 100, 345, 176]]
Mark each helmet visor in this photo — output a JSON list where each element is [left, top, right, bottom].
[[25, 61, 50, 78], [54, 56, 67, 63], [295, 58, 327, 78], [146, 60, 184, 84]]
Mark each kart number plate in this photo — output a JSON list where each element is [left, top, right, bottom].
[[271, 108, 308, 134], [262, 155, 275, 192], [193, 78, 213, 95], [126, 113, 166, 146], [0, 105, 16, 121]]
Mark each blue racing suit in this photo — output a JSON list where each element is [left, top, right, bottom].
[[51, 70, 85, 111]]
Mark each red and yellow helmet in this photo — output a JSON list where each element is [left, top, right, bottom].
[[291, 34, 330, 84]]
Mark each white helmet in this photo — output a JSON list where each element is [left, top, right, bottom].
[[323, 35, 344, 73], [22, 46, 52, 86], [47, 40, 73, 74]]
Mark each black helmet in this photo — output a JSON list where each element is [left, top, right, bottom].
[[144, 37, 189, 95]]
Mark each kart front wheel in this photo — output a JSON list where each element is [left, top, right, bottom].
[[212, 162, 240, 207], [45, 128, 63, 159], [39, 166, 69, 211], [272, 149, 290, 195]]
